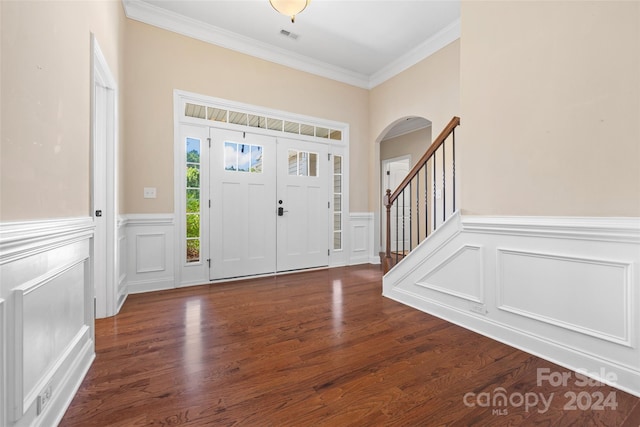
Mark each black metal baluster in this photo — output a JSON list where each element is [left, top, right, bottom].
[[395, 200, 399, 265], [433, 152, 437, 231], [425, 162, 429, 237], [442, 142, 446, 224], [409, 182, 412, 251], [452, 128, 456, 212], [416, 172, 420, 247], [402, 190, 406, 258]]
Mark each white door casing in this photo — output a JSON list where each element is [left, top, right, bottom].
[[91, 35, 118, 319], [174, 91, 350, 286]]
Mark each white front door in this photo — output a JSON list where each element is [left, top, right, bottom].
[[209, 130, 330, 280], [209, 129, 277, 280], [276, 138, 329, 272]]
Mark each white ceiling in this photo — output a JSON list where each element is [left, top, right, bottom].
[[123, 0, 461, 89]]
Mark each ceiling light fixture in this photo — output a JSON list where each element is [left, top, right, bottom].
[[269, 0, 309, 23]]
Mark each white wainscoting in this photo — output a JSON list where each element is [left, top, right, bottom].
[[349, 212, 378, 265], [383, 213, 640, 397], [0, 217, 95, 427], [117, 217, 128, 312], [124, 214, 175, 294]]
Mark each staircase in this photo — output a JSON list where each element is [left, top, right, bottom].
[[383, 116, 460, 273]]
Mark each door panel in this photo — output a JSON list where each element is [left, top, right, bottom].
[[277, 138, 329, 272], [210, 129, 276, 280]]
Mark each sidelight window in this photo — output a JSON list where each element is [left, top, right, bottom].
[[333, 155, 343, 250], [186, 138, 201, 263]]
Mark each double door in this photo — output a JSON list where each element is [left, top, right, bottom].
[[209, 129, 329, 280]]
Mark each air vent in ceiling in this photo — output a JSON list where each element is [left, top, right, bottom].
[[279, 29, 299, 40]]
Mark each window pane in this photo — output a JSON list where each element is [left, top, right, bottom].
[[186, 213, 200, 238], [333, 194, 341, 212], [186, 239, 200, 263], [225, 142, 238, 171], [334, 175, 342, 193], [251, 145, 263, 173], [334, 155, 342, 174], [288, 150, 297, 175], [298, 152, 308, 176], [187, 189, 200, 213], [308, 153, 318, 177], [330, 130, 342, 141], [334, 232, 342, 250], [238, 143, 250, 172], [187, 164, 200, 188], [207, 107, 227, 122], [316, 127, 329, 138], [229, 111, 247, 125], [334, 213, 341, 230], [186, 138, 200, 163]]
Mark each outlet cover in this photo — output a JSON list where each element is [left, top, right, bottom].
[[143, 187, 157, 199]]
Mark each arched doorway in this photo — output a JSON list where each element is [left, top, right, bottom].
[[375, 116, 432, 259]]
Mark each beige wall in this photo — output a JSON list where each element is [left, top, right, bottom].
[[369, 40, 461, 212], [0, 0, 125, 221], [380, 127, 432, 166], [123, 20, 370, 214], [459, 1, 640, 216]]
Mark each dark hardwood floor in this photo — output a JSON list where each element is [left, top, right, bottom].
[[60, 265, 640, 426]]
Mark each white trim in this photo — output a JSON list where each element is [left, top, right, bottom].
[[123, 0, 370, 88], [120, 213, 175, 227], [174, 91, 351, 285], [348, 212, 378, 265], [415, 244, 484, 304], [0, 217, 94, 265], [462, 216, 640, 243], [91, 34, 119, 319], [122, 0, 459, 89], [369, 18, 461, 88]]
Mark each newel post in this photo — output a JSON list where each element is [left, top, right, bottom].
[[384, 189, 392, 269]]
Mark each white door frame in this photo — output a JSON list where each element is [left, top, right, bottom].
[[173, 90, 350, 287], [91, 34, 118, 319]]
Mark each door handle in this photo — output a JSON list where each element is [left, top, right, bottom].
[[278, 207, 288, 216]]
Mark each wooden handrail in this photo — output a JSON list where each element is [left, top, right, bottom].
[[383, 116, 460, 273], [388, 116, 460, 204]]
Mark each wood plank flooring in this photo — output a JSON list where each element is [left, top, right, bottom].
[[60, 265, 640, 426]]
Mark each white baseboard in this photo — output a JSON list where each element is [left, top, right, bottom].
[[384, 213, 640, 397]]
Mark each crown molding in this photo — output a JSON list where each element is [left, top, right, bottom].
[[369, 18, 461, 88], [123, 0, 460, 90], [122, 0, 371, 89]]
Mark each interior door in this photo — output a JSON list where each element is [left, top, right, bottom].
[[209, 129, 277, 280], [276, 138, 329, 272]]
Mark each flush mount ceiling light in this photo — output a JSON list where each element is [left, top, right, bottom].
[[269, 0, 310, 23]]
